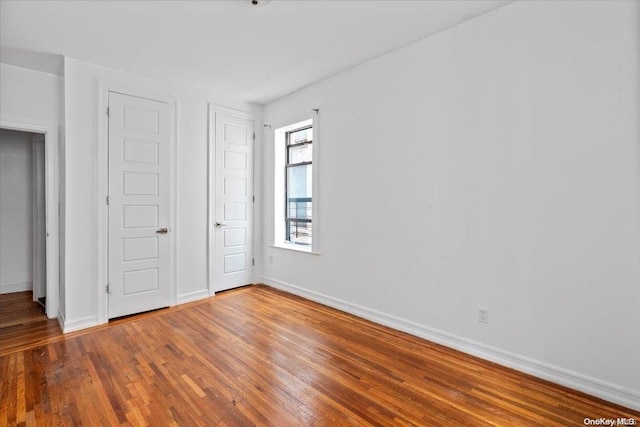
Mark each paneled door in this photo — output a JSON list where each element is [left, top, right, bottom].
[[214, 112, 254, 292], [108, 92, 172, 318]]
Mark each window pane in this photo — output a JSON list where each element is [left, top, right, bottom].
[[287, 164, 312, 197], [283, 124, 313, 247], [288, 127, 313, 145], [287, 163, 312, 220], [288, 199, 312, 220], [288, 143, 312, 164], [287, 221, 312, 245]]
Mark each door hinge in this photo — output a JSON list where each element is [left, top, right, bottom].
[[106, 195, 110, 205], [253, 132, 255, 140], [252, 195, 255, 203], [106, 284, 110, 294], [106, 107, 110, 117], [252, 258, 255, 266]]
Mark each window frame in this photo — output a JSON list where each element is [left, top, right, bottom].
[[284, 125, 313, 245], [272, 114, 320, 254]]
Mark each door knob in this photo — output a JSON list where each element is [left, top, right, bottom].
[[215, 222, 226, 228], [156, 228, 169, 234]]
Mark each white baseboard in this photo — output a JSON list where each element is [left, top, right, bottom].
[[60, 314, 99, 333], [176, 289, 210, 305], [262, 276, 640, 411], [56, 290, 210, 334], [0, 282, 33, 294]]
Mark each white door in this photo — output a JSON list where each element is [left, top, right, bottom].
[[214, 113, 253, 292], [32, 136, 46, 303], [108, 92, 172, 318]]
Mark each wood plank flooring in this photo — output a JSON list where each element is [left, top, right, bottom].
[[0, 292, 63, 357], [1, 285, 638, 426], [0, 317, 65, 357], [0, 291, 47, 329]]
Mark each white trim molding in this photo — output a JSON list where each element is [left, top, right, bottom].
[[176, 289, 210, 305], [60, 314, 99, 334], [0, 282, 33, 294], [261, 276, 640, 411], [57, 310, 66, 332], [0, 116, 60, 320]]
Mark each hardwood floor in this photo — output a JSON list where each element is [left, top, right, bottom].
[[0, 292, 63, 357], [1, 285, 638, 426], [0, 291, 46, 329]]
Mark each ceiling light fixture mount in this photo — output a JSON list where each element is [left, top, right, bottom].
[[234, 0, 271, 8]]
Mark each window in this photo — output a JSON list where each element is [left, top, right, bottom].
[[273, 116, 317, 252], [285, 126, 313, 245]]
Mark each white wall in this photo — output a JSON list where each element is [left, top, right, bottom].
[[262, 0, 640, 409], [62, 57, 262, 329], [0, 129, 34, 293], [0, 63, 61, 125], [0, 62, 62, 315]]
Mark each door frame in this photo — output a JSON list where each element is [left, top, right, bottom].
[[207, 103, 255, 295], [0, 117, 60, 319], [97, 83, 177, 324], [32, 133, 47, 303]]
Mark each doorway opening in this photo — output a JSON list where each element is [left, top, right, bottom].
[[0, 129, 45, 311], [0, 121, 59, 320]]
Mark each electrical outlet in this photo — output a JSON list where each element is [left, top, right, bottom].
[[478, 307, 489, 324]]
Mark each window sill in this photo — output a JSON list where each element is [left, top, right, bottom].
[[269, 244, 321, 255]]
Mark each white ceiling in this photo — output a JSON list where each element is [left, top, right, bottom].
[[0, 0, 512, 105]]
